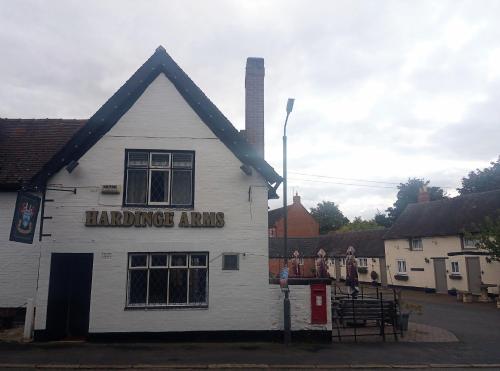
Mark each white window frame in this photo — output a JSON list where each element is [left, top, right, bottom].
[[358, 257, 368, 267], [411, 238, 423, 251], [126, 252, 208, 308], [463, 236, 479, 249], [124, 150, 194, 208], [451, 261, 460, 274], [396, 259, 407, 274]]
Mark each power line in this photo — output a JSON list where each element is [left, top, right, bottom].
[[289, 171, 455, 189], [288, 178, 396, 189], [289, 171, 400, 185]]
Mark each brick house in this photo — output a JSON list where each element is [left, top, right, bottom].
[[268, 193, 319, 237]]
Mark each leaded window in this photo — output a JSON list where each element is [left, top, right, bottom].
[[127, 252, 208, 307], [124, 150, 194, 207]]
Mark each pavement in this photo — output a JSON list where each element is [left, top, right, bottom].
[[0, 290, 498, 370]]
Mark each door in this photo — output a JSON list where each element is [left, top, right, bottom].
[[334, 259, 341, 281], [379, 257, 388, 287], [433, 258, 448, 294], [466, 257, 481, 294], [46, 253, 93, 340]]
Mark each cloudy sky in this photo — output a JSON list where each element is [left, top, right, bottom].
[[1, 0, 499, 219]]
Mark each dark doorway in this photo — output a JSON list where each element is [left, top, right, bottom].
[[46, 253, 93, 340], [466, 257, 481, 294]]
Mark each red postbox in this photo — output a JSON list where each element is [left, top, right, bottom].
[[310, 283, 327, 324]]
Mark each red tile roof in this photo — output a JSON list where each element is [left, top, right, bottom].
[[0, 118, 86, 190]]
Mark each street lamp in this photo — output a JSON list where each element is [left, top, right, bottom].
[[283, 98, 294, 345]]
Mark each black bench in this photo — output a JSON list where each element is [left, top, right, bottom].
[[332, 297, 399, 342]]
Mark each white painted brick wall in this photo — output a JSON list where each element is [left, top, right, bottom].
[[0, 192, 39, 308], [32, 74, 280, 333]]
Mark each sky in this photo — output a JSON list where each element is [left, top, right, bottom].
[[1, 0, 499, 220]]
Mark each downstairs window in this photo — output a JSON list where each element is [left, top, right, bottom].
[[127, 252, 208, 308]]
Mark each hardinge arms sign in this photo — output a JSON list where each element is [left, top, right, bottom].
[[85, 210, 225, 228]]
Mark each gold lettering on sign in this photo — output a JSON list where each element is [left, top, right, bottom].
[[85, 211, 98, 226], [163, 212, 174, 227], [84, 210, 225, 228], [123, 211, 135, 227], [134, 212, 142, 227], [203, 212, 216, 227], [216, 212, 225, 228], [153, 211, 163, 227], [142, 212, 153, 227], [191, 212, 202, 227], [99, 211, 110, 226], [110, 211, 123, 226], [179, 212, 190, 227]]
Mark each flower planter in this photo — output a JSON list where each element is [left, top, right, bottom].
[[357, 267, 368, 274], [448, 274, 462, 280], [394, 274, 409, 281]]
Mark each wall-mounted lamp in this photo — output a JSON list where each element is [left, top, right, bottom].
[[424, 257, 430, 264], [240, 164, 252, 176], [66, 160, 79, 173]]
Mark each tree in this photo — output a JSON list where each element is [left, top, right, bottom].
[[467, 215, 500, 261], [458, 157, 500, 195], [310, 201, 349, 234], [384, 178, 446, 225], [338, 216, 384, 232], [374, 211, 393, 228]]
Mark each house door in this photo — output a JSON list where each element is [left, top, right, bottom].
[[433, 258, 448, 294], [379, 258, 388, 287], [334, 259, 341, 280], [46, 253, 93, 340], [466, 257, 481, 294]]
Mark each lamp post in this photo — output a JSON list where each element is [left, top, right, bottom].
[[283, 98, 294, 345]]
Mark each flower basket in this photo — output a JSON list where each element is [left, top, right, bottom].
[[394, 274, 409, 281], [357, 267, 368, 274], [448, 274, 462, 280]]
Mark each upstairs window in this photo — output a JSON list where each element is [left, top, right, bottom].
[[463, 236, 479, 249], [410, 238, 423, 251], [124, 150, 194, 207]]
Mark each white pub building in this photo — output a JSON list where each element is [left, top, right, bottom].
[[0, 47, 331, 341]]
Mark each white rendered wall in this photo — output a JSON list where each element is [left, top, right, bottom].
[[34, 74, 275, 333], [0, 192, 39, 308]]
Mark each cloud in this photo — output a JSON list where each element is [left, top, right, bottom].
[[1, 0, 499, 218]]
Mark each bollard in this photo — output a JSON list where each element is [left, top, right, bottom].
[[23, 298, 34, 341]]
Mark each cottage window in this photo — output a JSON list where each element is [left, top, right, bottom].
[[410, 238, 423, 251], [222, 254, 239, 270], [463, 236, 479, 249], [124, 150, 194, 207], [451, 261, 460, 274], [396, 259, 407, 274], [358, 257, 368, 267], [127, 252, 208, 308], [268, 228, 276, 237]]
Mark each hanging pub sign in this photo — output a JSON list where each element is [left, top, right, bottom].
[[9, 192, 41, 244]]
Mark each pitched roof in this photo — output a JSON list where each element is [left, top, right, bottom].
[[268, 205, 288, 227], [269, 229, 386, 258], [0, 118, 86, 190], [31, 46, 282, 196], [384, 189, 500, 239]]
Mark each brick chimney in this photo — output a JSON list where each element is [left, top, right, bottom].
[[418, 185, 430, 203], [245, 57, 265, 158], [293, 192, 301, 205]]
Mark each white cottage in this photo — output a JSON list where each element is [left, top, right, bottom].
[[1, 47, 332, 341]]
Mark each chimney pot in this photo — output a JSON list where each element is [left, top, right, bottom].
[[293, 192, 301, 204], [418, 186, 430, 203]]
